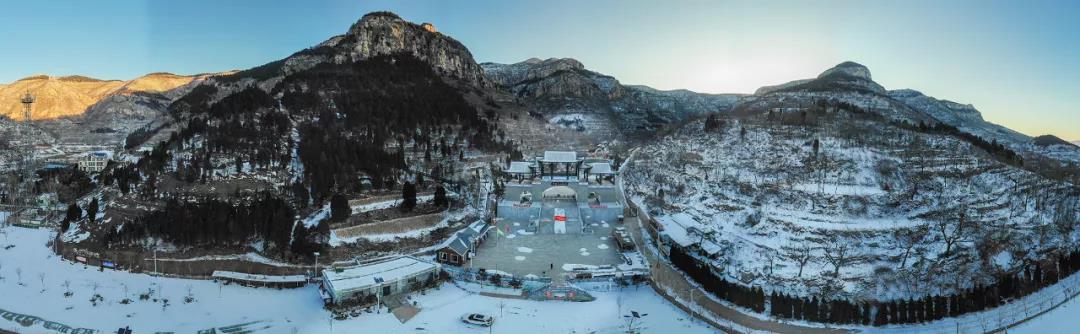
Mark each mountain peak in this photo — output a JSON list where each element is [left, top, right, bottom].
[[335, 11, 487, 87], [16, 74, 51, 82], [818, 61, 872, 81], [755, 61, 881, 95], [359, 11, 402, 22], [1033, 134, 1078, 148], [544, 58, 585, 70]]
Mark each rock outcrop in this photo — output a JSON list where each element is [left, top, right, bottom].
[[482, 57, 741, 134], [213, 11, 488, 95], [340, 12, 487, 87], [755, 61, 884, 95]]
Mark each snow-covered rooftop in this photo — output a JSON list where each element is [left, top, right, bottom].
[[440, 220, 489, 256], [212, 271, 307, 283], [657, 213, 695, 248], [588, 162, 614, 174], [322, 256, 438, 293], [507, 161, 534, 174], [82, 150, 114, 160], [542, 151, 578, 163]]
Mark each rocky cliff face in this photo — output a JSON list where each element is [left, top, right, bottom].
[[222, 11, 487, 90], [755, 61, 884, 95], [482, 57, 741, 135], [340, 12, 488, 87], [887, 88, 1030, 145], [482, 58, 618, 99]]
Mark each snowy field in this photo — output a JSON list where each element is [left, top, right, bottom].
[[0, 225, 718, 333]]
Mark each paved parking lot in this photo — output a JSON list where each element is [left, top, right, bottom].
[[473, 197, 623, 284]]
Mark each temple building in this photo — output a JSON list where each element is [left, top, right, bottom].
[[537, 151, 584, 180]]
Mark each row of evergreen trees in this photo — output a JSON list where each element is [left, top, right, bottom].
[[671, 243, 1080, 326], [670, 246, 767, 313]]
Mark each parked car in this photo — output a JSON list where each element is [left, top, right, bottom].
[[461, 313, 494, 327]]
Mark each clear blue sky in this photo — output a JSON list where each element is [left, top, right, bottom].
[[2, 0, 1077, 140]]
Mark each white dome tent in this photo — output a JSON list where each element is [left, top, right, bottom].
[[542, 186, 577, 200]]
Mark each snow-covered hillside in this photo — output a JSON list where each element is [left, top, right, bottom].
[[623, 111, 1079, 302], [746, 61, 1080, 169]]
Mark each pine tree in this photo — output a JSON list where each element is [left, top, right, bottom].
[[898, 299, 909, 323], [330, 193, 350, 222], [433, 185, 448, 207], [65, 203, 82, 223], [873, 303, 888, 326], [87, 197, 99, 224], [402, 181, 417, 211]]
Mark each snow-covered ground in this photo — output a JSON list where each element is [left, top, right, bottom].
[[1013, 287, 1080, 334], [623, 116, 1079, 301], [0, 225, 719, 333]]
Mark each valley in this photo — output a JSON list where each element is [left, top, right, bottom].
[[0, 7, 1078, 334]]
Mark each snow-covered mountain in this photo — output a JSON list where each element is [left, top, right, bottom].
[[83, 11, 515, 256], [482, 58, 742, 135], [755, 61, 885, 95], [624, 85, 1080, 307], [742, 61, 1080, 166], [620, 59, 1080, 309]]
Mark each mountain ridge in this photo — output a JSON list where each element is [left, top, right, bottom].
[[0, 72, 217, 121], [481, 57, 742, 136]]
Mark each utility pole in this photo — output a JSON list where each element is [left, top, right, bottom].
[[689, 288, 696, 324]]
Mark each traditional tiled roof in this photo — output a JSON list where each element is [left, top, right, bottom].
[[507, 161, 534, 174], [542, 151, 578, 163], [588, 162, 614, 174]]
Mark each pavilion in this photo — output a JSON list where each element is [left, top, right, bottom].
[[537, 151, 584, 181], [585, 162, 614, 184]]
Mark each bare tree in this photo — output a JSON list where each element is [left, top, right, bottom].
[[782, 244, 814, 278], [1053, 197, 1079, 244], [894, 225, 929, 269], [822, 239, 857, 278], [936, 209, 970, 256]]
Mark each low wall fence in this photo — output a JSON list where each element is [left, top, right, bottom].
[[443, 266, 551, 287]]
